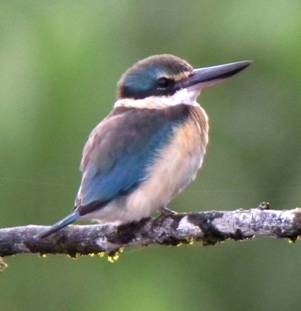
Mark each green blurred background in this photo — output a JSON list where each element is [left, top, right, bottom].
[[1, 1, 301, 310]]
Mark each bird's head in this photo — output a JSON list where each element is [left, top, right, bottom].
[[117, 54, 251, 105]]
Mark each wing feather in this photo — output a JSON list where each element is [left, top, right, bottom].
[[75, 105, 189, 214]]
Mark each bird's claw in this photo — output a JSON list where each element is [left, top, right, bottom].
[[160, 206, 178, 216]]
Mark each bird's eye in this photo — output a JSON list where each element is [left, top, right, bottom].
[[157, 77, 174, 89]]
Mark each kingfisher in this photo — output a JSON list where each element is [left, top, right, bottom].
[[40, 54, 251, 238]]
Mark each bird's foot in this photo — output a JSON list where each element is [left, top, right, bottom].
[[160, 206, 178, 217]]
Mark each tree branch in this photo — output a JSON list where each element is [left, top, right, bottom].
[[1, 203, 301, 259]]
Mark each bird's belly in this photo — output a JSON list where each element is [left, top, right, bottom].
[[141, 121, 206, 205], [85, 118, 207, 224]]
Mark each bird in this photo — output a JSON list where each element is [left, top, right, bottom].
[[40, 54, 251, 238]]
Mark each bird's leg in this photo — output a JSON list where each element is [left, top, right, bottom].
[[160, 205, 178, 216]]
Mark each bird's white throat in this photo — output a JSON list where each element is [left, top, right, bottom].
[[166, 86, 202, 107]]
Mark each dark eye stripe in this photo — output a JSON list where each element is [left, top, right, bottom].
[[157, 77, 174, 89]]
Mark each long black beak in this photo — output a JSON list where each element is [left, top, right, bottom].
[[179, 60, 252, 90]]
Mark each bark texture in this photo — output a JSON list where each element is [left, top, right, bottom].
[[1, 203, 301, 258]]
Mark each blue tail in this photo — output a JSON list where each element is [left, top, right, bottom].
[[39, 212, 80, 238]]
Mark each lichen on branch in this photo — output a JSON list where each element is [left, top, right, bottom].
[[1, 203, 301, 261]]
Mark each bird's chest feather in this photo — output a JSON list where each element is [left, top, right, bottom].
[[125, 105, 209, 218]]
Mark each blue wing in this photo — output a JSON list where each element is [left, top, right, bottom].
[[75, 105, 189, 215], [39, 104, 190, 238]]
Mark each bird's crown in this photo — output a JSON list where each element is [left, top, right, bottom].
[[118, 54, 193, 99]]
